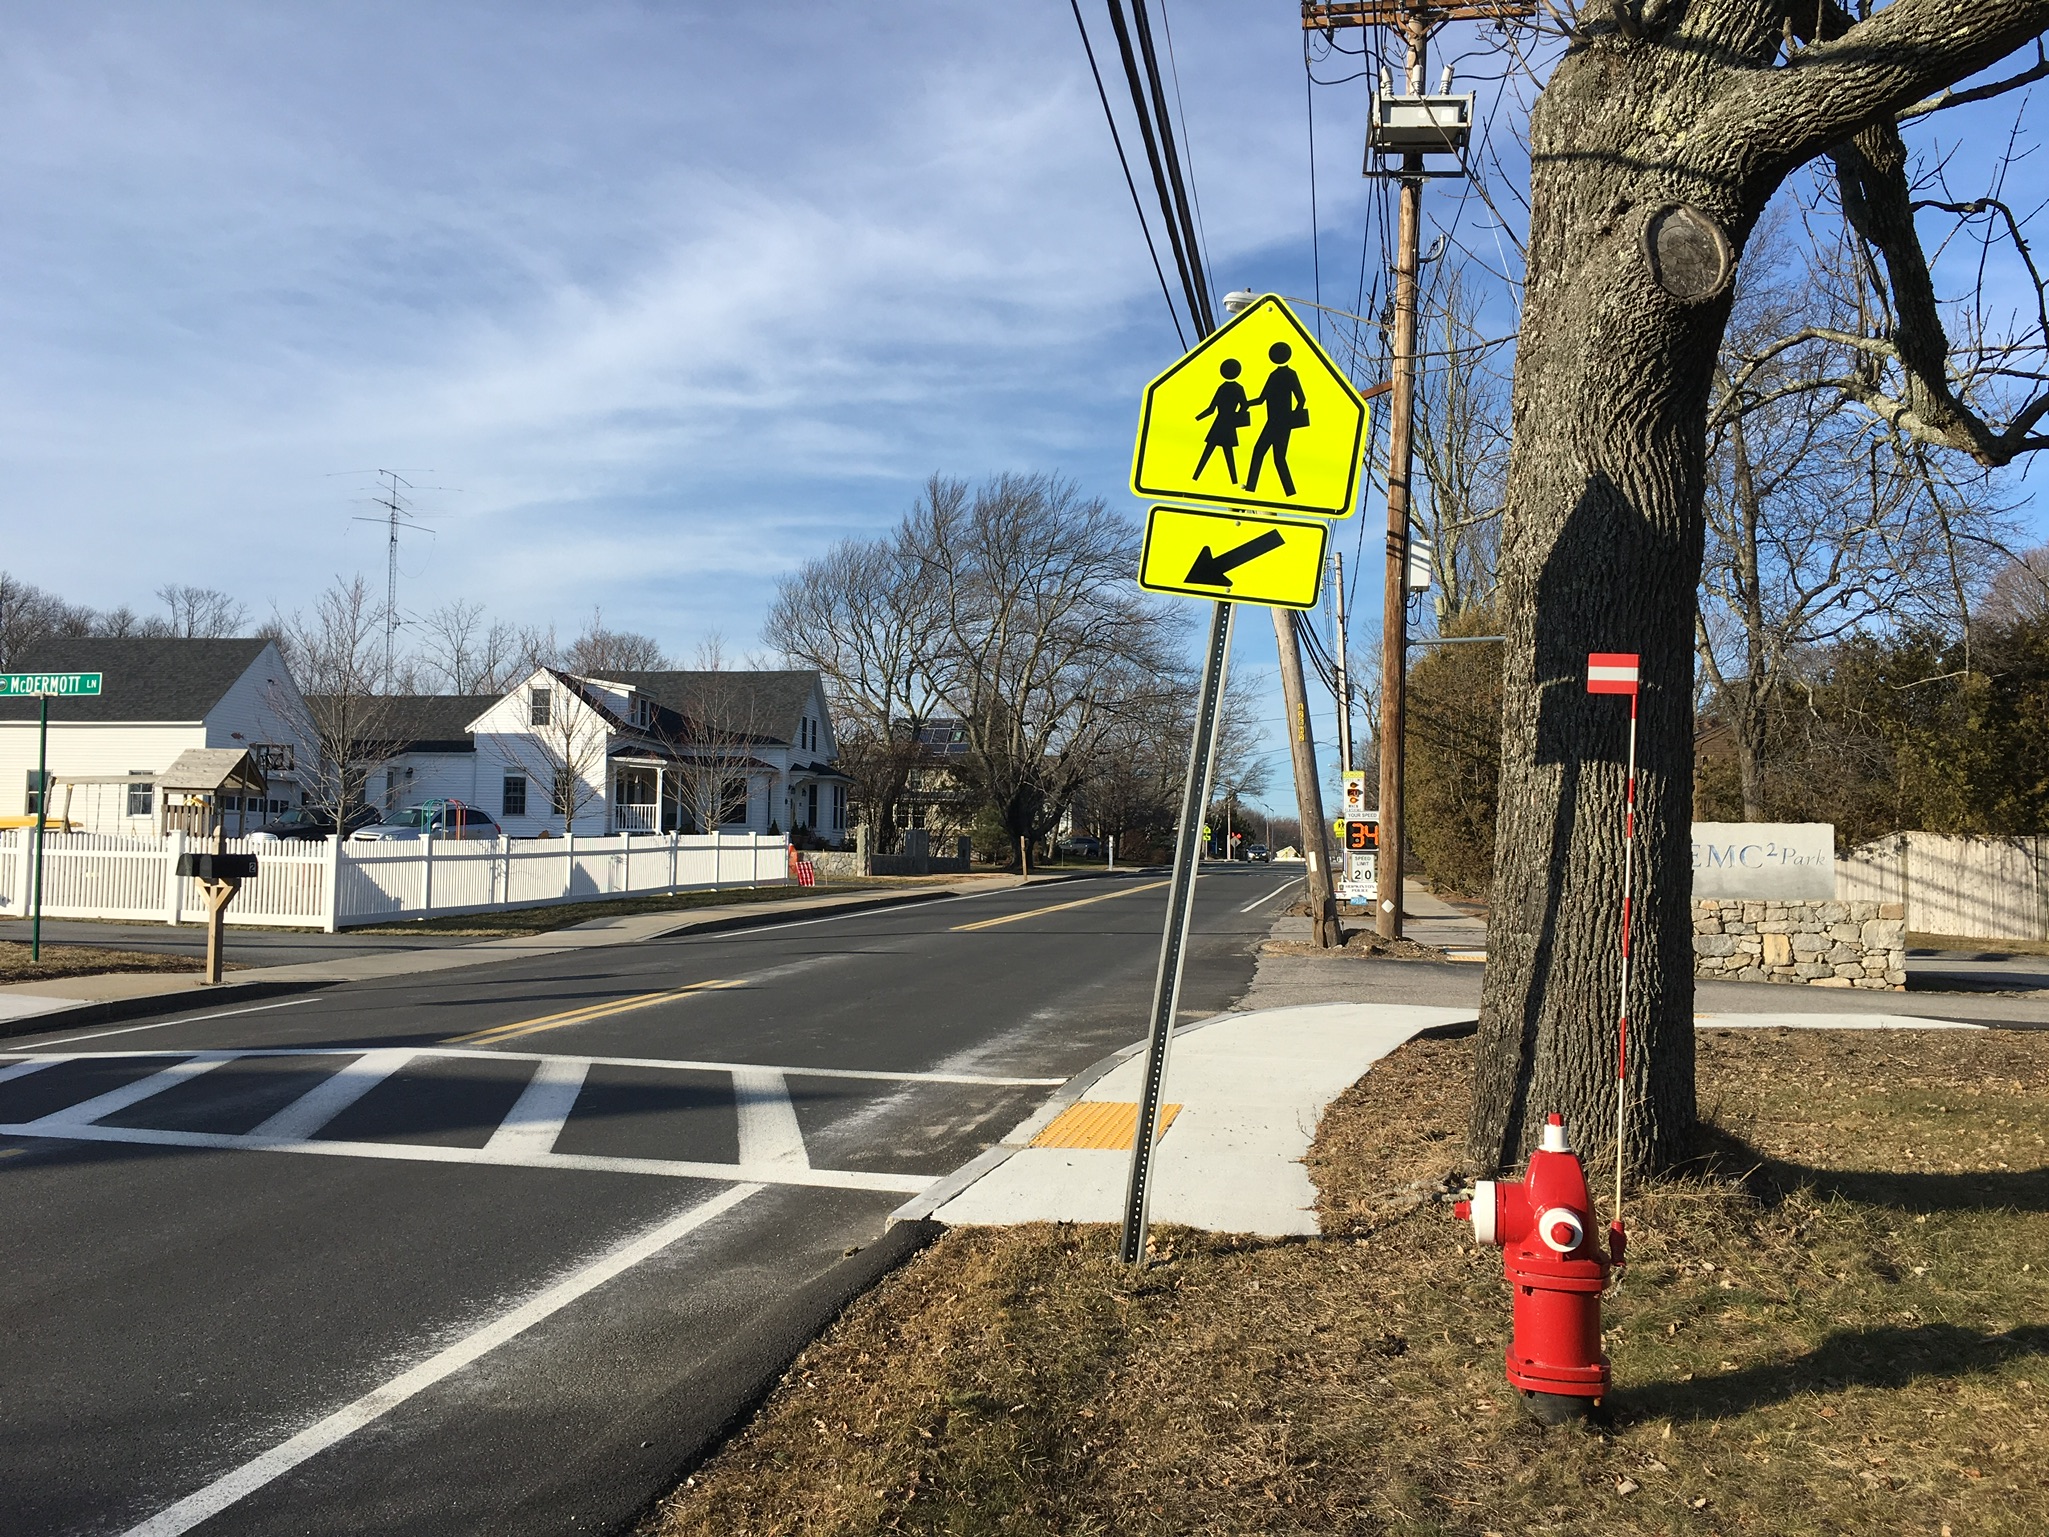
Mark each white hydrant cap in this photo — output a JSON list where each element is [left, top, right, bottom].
[[1540, 1113, 1571, 1154], [1537, 1206, 1585, 1255]]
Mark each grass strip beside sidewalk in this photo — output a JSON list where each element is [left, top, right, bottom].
[[0, 942, 225, 984], [640, 1027, 2049, 1536]]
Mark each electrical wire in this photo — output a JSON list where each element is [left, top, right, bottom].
[[1305, 40, 1324, 342], [1128, 0, 1215, 332], [1104, 0, 1212, 335], [1070, 0, 1186, 348]]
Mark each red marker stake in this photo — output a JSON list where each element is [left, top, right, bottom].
[[1586, 653, 1640, 1260]]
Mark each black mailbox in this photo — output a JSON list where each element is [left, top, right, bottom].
[[178, 852, 260, 882]]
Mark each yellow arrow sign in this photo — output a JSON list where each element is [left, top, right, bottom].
[[1131, 294, 1369, 519], [1138, 505, 1327, 609]]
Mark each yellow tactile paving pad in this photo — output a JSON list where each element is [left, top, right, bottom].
[[1029, 1100, 1182, 1151]]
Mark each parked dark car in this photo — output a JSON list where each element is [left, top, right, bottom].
[[350, 801, 502, 843], [1055, 834, 1103, 858], [248, 805, 381, 842]]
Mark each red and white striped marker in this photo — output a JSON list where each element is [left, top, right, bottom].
[[1587, 652, 1640, 1253], [1586, 653, 1641, 695]]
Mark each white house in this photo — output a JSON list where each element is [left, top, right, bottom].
[[0, 638, 307, 835], [369, 668, 850, 842]]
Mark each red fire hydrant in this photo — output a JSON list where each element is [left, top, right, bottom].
[[1454, 1114, 1621, 1421]]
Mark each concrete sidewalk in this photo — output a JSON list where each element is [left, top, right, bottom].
[[0, 879, 1051, 1036], [901, 1001, 1477, 1237]]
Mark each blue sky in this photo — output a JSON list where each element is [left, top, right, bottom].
[[1, 4, 2042, 814]]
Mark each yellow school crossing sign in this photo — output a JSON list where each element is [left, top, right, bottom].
[[1138, 505, 1327, 609], [1130, 294, 1368, 520]]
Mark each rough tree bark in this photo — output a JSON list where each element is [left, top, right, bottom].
[[1472, 0, 2049, 1176]]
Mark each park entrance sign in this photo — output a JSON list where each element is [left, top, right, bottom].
[[1, 672, 102, 697]]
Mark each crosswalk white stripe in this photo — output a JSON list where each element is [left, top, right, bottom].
[[484, 1057, 590, 1157], [23, 1054, 233, 1130], [115, 1182, 763, 1537], [248, 1049, 417, 1142], [731, 1066, 809, 1169], [0, 1057, 62, 1089], [0, 1118, 935, 1192]]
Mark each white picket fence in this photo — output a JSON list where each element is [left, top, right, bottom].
[[0, 828, 789, 932]]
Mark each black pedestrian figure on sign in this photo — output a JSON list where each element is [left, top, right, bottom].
[[1245, 341, 1306, 497], [1192, 358, 1251, 484]]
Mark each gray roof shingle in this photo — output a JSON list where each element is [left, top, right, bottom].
[[0, 638, 275, 723], [299, 694, 498, 753], [592, 670, 819, 746]]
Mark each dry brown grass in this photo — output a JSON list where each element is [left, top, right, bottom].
[[639, 1026, 2049, 1536], [0, 942, 216, 983]]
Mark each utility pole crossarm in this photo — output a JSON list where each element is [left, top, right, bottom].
[[1302, 1, 1537, 29]]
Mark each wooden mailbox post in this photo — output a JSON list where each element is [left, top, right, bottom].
[[161, 749, 266, 984]]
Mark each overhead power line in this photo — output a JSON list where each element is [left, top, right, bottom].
[[1070, 0, 1187, 348]]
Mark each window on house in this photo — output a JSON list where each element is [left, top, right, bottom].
[[25, 770, 48, 816], [833, 785, 846, 830], [720, 777, 750, 825], [252, 744, 294, 774], [128, 778, 154, 818], [629, 695, 653, 729], [502, 774, 527, 818], [530, 687, 552, 727], [806, 783, 818, 826], [385, 766, 413, 811]]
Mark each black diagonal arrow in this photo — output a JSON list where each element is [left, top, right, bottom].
[[1184, 528, 1288, 588]]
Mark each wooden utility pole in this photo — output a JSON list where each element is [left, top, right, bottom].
[[1274, 609, 1341, 946], [1302, 0, 1534, 938], [1332, 551, 1353, 773], [1378, 30, 1424, 939]]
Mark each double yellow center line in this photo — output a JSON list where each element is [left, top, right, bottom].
[[952, 880, 1169, 932], [447, 979, 747, 1046]]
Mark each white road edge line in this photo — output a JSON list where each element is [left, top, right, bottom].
[[14, 997, 313, 1051], [114, 1182, 763, 1537], [1239, 878, 1301, 914]]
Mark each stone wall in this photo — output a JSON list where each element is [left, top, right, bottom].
[[809, 850, 864, 882], [1692, 899, 1907, 990]]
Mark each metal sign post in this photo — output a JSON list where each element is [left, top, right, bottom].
[[1120, 599, 1235, 1265], [30, 691, 48, 961], [2, 672, 105, 962]]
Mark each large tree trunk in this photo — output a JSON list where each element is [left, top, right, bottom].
[[1470, 0, 2049, 1177]]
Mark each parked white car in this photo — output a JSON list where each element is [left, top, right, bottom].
[[349, 801, 501, 843]]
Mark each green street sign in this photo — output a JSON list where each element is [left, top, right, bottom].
[[0, 672, 102, 697]]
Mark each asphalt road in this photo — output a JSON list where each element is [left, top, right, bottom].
[[0, 865, 1303, 1537]]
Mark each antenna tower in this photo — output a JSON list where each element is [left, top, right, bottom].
[[344, 470, 441, 688]]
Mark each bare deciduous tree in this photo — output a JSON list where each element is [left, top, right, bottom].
[[268, 576, 402, 825], [764, 532, 945, 842], [417, 600, 519, 694], [1415, 269, 1510, 624], [157, 585, 248, 639], [910, 473, 1187, 872], [565, 610, 667, 673]]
